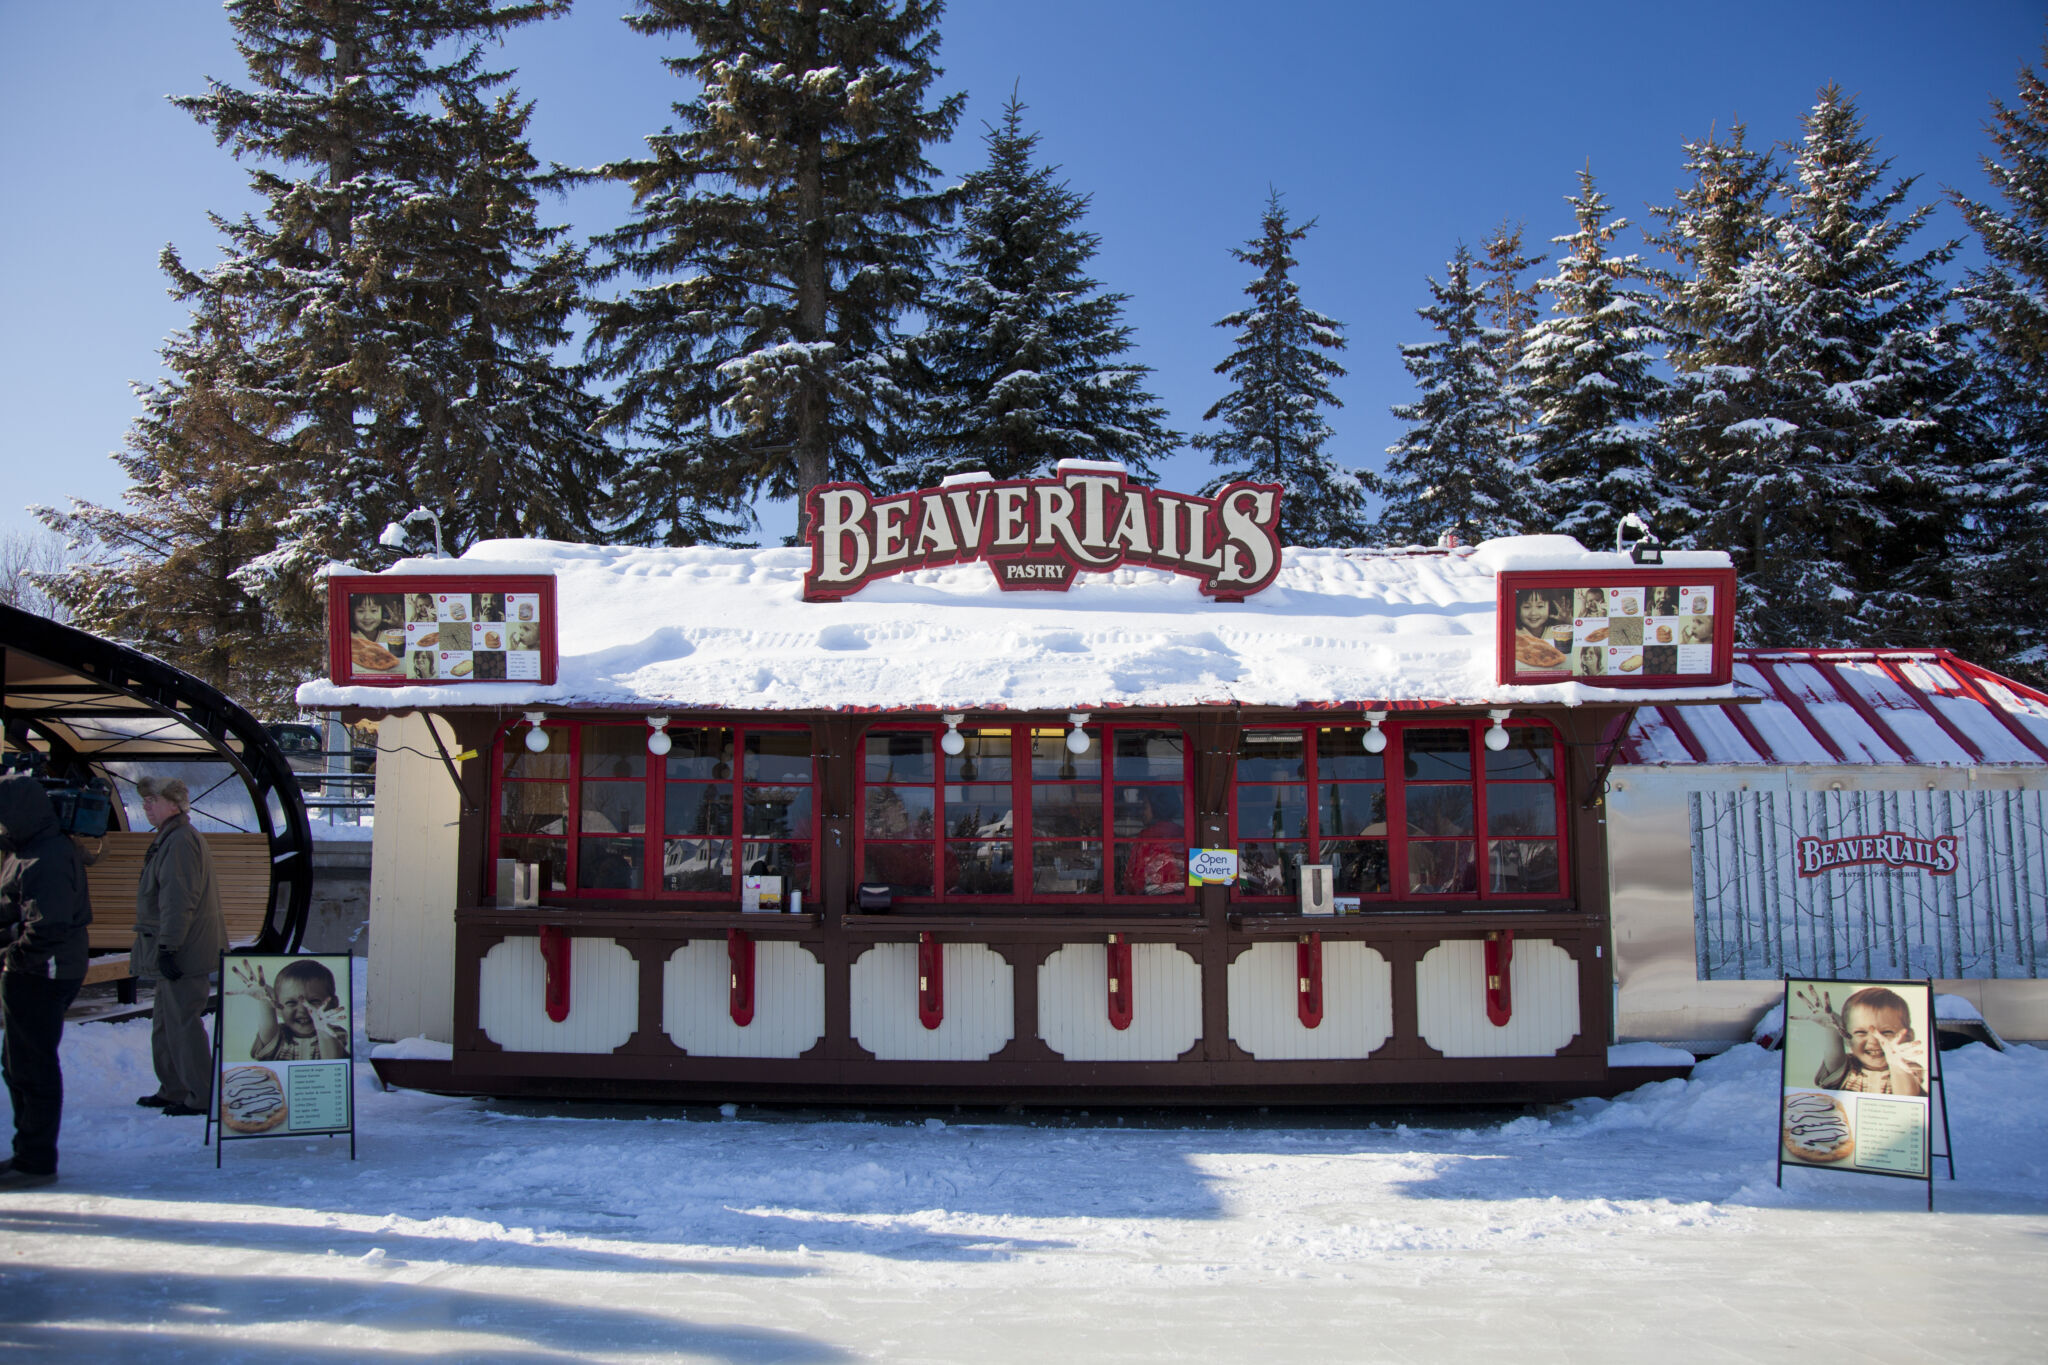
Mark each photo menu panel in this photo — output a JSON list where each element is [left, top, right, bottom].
[[1501, 570, 1731, 687], [332, 575, 555, 686]]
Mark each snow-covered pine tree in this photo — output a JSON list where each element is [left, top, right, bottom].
[[1951, 45, 2048, 682], [141, 0, 605, 622], [1515, 168, 1678, 548], [1478, 221, 1540, 386], [1379, 244, 1525, 545], [1193, 192, 1360, 546], [1687, 87, 1982, 647], [589, 0, 963, 536], [909, 93, 1175, 483], [37, 290, 314, 714]]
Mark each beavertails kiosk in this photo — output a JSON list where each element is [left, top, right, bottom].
[[311, 462, 1742, 1104]]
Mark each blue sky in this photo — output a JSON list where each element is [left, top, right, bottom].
[[2, 0, 2042, 546]]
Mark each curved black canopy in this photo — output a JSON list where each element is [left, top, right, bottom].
[[0, 602, 312, 950]]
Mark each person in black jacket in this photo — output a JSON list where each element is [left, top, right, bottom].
[[0, 773, 94, 1189]]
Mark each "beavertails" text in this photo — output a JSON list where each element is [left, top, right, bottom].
[[801, 470, 1285, 602], [1795, 831, 1960, 877]]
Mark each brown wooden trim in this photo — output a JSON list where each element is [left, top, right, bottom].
[[987, 941, 1060, 1063]]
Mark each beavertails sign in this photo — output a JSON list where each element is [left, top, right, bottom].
[[1795, 831, 1960, 878], [801, 467, 1285, 602]]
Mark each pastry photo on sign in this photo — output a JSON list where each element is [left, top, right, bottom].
[[1512, 588, 1573, 671]]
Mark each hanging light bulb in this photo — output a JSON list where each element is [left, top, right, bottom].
[[1066, 712, 1092, 755], [646, 715, 672, 757], [940, 713, 966, 757], [523, 710, 551, 754], [1361, 710, 1388, 755], [1485, 709, 1512, 752]]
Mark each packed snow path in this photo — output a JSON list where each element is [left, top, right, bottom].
[[4, 1006, 2045, 1362]]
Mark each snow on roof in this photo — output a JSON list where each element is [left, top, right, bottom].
[[298, 535, 1740, 715], [1620, 650, 2048, 768]]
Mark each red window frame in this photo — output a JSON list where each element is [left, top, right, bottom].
[[1229, 718, 1571, 907], [856, 721, 1196, 905], [488, 717, 817, 903]]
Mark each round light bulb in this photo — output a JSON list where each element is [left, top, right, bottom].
[[1362, 726, 1387, 754], [1066, 726, 1091, 755], [524, 726, 550, 753], [1485, 723, 1510, 752], [940, 728, 965, 756], [647, 730, 672, 756]]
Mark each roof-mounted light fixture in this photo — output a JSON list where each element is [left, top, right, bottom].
[[941, 713, 967, 757], [646, 715, 672, 757], [378, 505, 450, 559], [1066, 712, 1092, 755], [523, 710, 551, 754], [1485, 709, 1513, 752], [1361, 710, 1388, 755]]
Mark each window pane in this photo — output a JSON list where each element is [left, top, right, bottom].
[[501, 732, 568, 779], [945, 729, 1013, 782], [1486, 784, 1557, 837], [662, 837, 731, 892], [496, 836, 566, 890], [1405, 785, 1474, 837], [1113, 729, 1184, 780], [866, 731, 934, 783], [1318, 782, 1387, 837], [1031, 729, 1102, 780], [945, 840, 1014, 895], [1241, 783, 1309, 840], [864, 786, 934, 838], [744, 730, 812, 782], [740, 840, 812, 892], [1316, 728, 1385, 780], [1402, 728, 1472, 781], [1114, 838, 1187, 896], [500, 782, 567, 836], [666, 727, 733, 780], [1032, 841, 1103, 894], [944, 784, 1014, 837], [863, 842, 934, 897], [1407, 840, 1477, 894], [1113, 786, 1185, 837], [581, 783, 645, 835], [743, 785, 812, 837], [1484, 727, 1556, 780], [579, 835, 643, 891], [1031, 784, 1103, 838], [1237, 841, 1306, 896], [1490, 840, 1560, 895], [1236, 730, 1305, 781], [665, 782, 731, 837], [1320, 839, 1390, 895], [580, 726, 648, 779]]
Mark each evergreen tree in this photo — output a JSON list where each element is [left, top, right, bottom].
[[162, 0, 604, 610], [1478, 221, 1541, 383], [1379, 244, 1525, 545], [1515, 167, 1678, 547], [588, 0, 964, 535], [1193, 192, 1360, 546], [910, 93, 1175, 483], [1951, 45, 2048, 681], [1687, 87, 1981, 647]]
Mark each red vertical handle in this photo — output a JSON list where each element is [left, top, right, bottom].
[[917, 932, 944, 1030], [1106, 934, 1134, 1030], [1296, 932, 1323, 1029], [538, 925, 571, 1023], [1484, 930, 1514, 1027], [728, 928, 755, 1027]]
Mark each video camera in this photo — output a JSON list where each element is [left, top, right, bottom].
[[0, 752, 113, 837]]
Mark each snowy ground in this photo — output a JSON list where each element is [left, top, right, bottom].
[[4, 988, 2046, 1363]]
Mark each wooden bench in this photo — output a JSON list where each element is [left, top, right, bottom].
[[80, 832, 277, 985]]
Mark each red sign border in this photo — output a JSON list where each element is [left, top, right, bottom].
[[1495, 567, 1737, 689], [327, 572, 559, 687]]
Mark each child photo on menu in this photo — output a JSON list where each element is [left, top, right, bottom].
[[227, 959, 351, 1062]]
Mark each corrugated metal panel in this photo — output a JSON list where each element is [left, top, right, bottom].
[[1970, 672, 2048, 752], [1415, 938, 1580, 1057], [1039, 944, 1201, 1061], [1226, 941, 1392, 1059], [1772, 662, 1900, 762], [1733, 663, 1839, 765], [478, 936, 638, 1054], [1902, 660, 2038, 763], [1681, 704, 1765, 765], [664, 940, 824, 1058], [850, 944, 1013, 1061], [367, 712, 462, 1044], [1832, 661, 1976, 765], [1624, 708, 1698, 765]]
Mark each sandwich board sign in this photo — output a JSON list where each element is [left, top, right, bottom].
[[209, 953, 357, 1165]]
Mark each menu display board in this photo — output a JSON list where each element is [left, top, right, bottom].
[[212, 953, 357, 1164], [328, 573, 556, 686], [1497, 568, 1736, 688]]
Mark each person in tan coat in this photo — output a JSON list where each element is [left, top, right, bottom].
[[131, 777, 227, 1116]]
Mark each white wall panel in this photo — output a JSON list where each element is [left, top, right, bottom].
[[1415, 938, 1580, 1058], [1039, 944, 1201, 1062], [367, 712, 461, 1043], [1227, 941, 1392, 1060], [850, 943, 1013, 1061], [665, 940, 824, 1058], [478, 936, 638, 1054]]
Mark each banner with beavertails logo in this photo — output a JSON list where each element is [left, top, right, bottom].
[[801, 469, 1285, 602]]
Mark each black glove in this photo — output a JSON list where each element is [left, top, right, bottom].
[[156, 948, 183, 982]]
